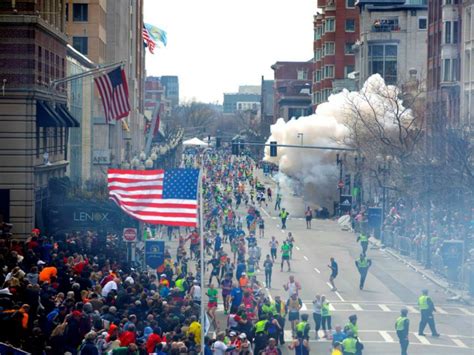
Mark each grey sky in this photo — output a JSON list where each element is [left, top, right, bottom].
[[144, 0, 317, 104]]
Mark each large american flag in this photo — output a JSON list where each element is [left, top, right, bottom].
[[94, 66, 131, 122], [108, 168, 200, 227]]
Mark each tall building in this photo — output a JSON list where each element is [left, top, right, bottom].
[[354, 0, 428, 87], [0, 0, 79, 238], [312, 0, 359, 110], [144, 76, 172, 119], [160, 76, 179, 109], [461, 0, 473, 130], [223, 92, 261, 114], [260, 77, 275, 138], [272, 61, 313, 120], [66, 0, 145, 178]]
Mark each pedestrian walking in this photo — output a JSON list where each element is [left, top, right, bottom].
[[280, 240, 291, 272], [269, 236, 279, 262], [305, 206, 313, 229], [356, 232, 369, 256], [355, 254, 372, 290], [287, 232, 295, 259], [267, 187, 273, 202], [395, 308, 410, 355], [279, 208, 289, 229], [274, 193, 282, 210], [263, 254, 274, 288], [312, 294, 322, 339], [328, 257, 338, 291], [417, 289, 440, 337]]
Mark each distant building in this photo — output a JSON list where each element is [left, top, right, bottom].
[[354, 0, 428, 87], [313, 0, 359, 110], [271, 61, 314, 120], [160, 76, 180, 109], [461, 0, 473, 130], [239, 85, 261, 94], [260, 77, 275, 138], [223, 92, 261, 114], [426, 0, 463, 155]]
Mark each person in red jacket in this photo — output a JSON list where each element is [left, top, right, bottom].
[[146, 327, 165, 353], [119, 324, 137, 347]]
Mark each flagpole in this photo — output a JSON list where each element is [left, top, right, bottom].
[[199, 167, 205, 352]]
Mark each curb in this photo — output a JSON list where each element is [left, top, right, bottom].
[[369, 238, 472, 305]]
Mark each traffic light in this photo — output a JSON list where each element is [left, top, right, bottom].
[[231, 141, 240, 155], [345, 174, 351, 190], [216, 137, 221, 148], [270, 141, 277, 157]]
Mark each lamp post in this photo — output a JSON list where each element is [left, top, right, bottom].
[[376, 154, 392, 225], [297, 132, 304, 146], [336, 153, 345, 215], [353, 152, 365, 210]]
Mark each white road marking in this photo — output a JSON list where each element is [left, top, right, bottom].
[[261, 208, 270, 217], [458, 307, 474, 316], [406, 305, 419, 314], [314, 267, 321, 273], [436, 307, 448, 314], [451, 338, 468, 348], [281, 230, 285, 233], [352, 303, 363, 311], [328, 303, 336, 311], [303, 255, 309, 261], [335, 291, 345, 302], [295, 246, 300, 250], [413, 333, 431, 345], [300, 303, 307, 311], [379, 304, 391, 312], [379, 331, 395, 343]]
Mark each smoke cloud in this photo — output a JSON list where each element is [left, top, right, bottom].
[[263, 74, 409, 212]]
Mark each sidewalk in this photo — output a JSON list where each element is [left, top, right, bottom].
[[369, 236, 473, 305]]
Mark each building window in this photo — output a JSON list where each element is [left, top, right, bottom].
[[297, 70, 308, 80], [316, 91, 321, 104], [324, 65, 335, 79], [368, 43, 398, 84], [345, 19, 356, 32], [325, 18, 335, 32], [72, 36, 88, 55], [315, 26, 322, 40], [345, 42, 355, 54], [418, 17, 427, 30], [73, 3, 88, 22], [65, 3, 69, 21], [443, 58, 451, 81], [345, 65, 355, 77], [445, 21, 452, 43], [316, 70, 322, 82], [452, 21, 458, 43], [373, 17, 400, 32], [347, 0, 356, 8], [324, 42, 335, 56]]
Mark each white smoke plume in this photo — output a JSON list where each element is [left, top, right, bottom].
[[264, 74, 410, 213]]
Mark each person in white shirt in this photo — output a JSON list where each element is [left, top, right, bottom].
[[101, 278, 119, 297], [212, 331, 235, 355]]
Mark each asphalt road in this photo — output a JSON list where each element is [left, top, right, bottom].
[[208, 171, 474, 355]]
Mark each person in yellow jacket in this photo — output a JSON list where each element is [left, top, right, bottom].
[[187, 315, 201, 346], [417, 289, 440, 337]]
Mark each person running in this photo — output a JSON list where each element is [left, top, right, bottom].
[[355, 253, 371, 290], [207, 283, 219, 330], [287, 232, 295, 259], [263, 254, 273, 288], [269, 236, 279, 262], [283, 275, 301, 298], [395, 308, 410, 355], [417, 289, 440, 337], [274, 193, 282, 211], [328, 257, 338, 291], [356, 231, 369, 256], [220, 273, 233, 315], [267, 187, 273, 202], [280, 240, 291, 272], [286, 293, 303, 335], [258, 216, 265, 238], [279, 208, 289, 230], [305, 206, 313, 229]]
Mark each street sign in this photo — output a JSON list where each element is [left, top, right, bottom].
[[123, 228, 137, 242], [339, 194, 352, 213], [145, 240, 165, 269], [338, 180, 344, 189]]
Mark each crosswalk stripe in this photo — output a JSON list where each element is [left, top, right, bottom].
[[379, 304, 391, 312], [406, 305, 419, 314], [413, 333, 431, 345], [436, 307, 448, 314], [352, 303, 363, 311], [301, 303, 307, 311], [458, 307, 474, 316], [451, 338, 468, 348], [379, 331, 395, 343], [329, 304, 336, 311]]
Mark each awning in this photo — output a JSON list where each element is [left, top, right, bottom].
[[55, 104, 80, 127], [36, 101, 63, 127]]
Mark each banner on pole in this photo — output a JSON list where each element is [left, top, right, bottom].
[[145, 240, 165, 269]]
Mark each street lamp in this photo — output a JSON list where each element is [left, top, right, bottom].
[[297, 133, 304, 146], [376, 154, 392, 225], [353, 152, 365, 209], [336, 152, 346, 215]]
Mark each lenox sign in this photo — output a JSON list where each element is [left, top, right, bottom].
[[73, 211, 110, 222]]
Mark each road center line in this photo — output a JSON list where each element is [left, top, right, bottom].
[[458, 307, 474, 316], [314, 267, 321, 273], [303, 255, 309, 261], [352, 303, 363, 311], [334, 291, 345, 302], [413, 333, 431, 345], [379, 304, 391, 312], [451, 338, 468, 348], [261, 208, 270, 217], [379, 331, 395, 343]]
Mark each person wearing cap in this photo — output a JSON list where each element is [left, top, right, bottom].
[[238, 333, 251, 353], [417, 289, 440, 337], [263, 337, 282, 355], [395, 308, 410, 355], [239, 272, 249, 288], [212, 331, 235, 355]]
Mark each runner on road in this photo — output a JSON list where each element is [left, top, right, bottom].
[[287, 232, 295, 259], [275, 193, 282, 211], [269, 236, 279, 262], [328, 257, 338, 291], [258, 216, 265, 238], [305, 206, 313, 229], [263, 254, 274, 288], [280, 240, 291, 272]]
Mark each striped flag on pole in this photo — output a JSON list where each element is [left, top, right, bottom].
[[142, 25, 156, 54], [94, 66, 131, 122], [108, 168, 200, 227]]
